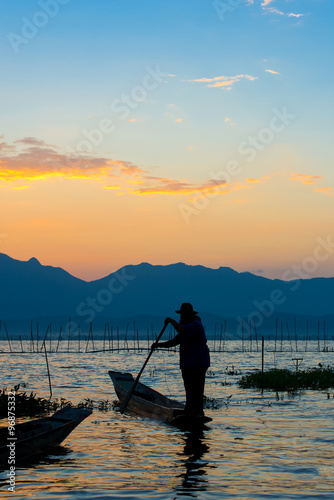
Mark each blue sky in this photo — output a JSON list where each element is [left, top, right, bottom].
[[0, 0, 333, 279]]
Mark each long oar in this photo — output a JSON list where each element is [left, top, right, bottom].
[[120, 323, 167, 414]]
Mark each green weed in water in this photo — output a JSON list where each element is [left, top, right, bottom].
[[0, 385, 112, 419], [238, 365, 334, 391]]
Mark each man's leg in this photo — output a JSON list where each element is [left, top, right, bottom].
[[182, 368, 207, 416]]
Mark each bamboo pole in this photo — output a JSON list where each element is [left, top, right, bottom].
[[86, 322, 95, 352], [133, 321, 136, 350], [56, 326, 62, 352], [223, 320, 226, 352], [103, 324, 106, 352], [124, 322, 129, 351], [294, 317, 298, 351], [4, 322, 12, 352], [219, 322, 223, 351], [91, 322, 95, 351], [40, 325, 49, 351], [261, 336, 264, 394], [30, 321, 35, 353], [241, 319, 244, 351], [43, 340, 52, 399], [214, 322, 217, 352], [280, 321, 283, 351], [286, 321, 292, 351], [67, 317, 71, 353], [36, 322, 39, 351], [249, 320, 252, 352]]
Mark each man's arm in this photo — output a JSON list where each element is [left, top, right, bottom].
[[165, 317, 184, 334], [151, 317, 183, 349], [152, 335, 180, 349]]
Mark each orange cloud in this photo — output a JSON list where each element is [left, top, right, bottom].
[[261, 1, 303, 19], [265, 69, 280, 75], [1, 137, 270, 200], [131, 177, 251, 197], [314, 187, 332, 194], [289, 173, 322, 185], [132, 177, 226, 195], [288, 13, 304, 18], [0, 138, 146, 183], [192, 74, 258, 89], [225, 117, 236, 126], [246, 176, 270, 183]]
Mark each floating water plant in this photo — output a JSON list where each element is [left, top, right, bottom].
[[238, 365, 334, 391], [203, 395, 222, 410], [0, 385, 108, 419]]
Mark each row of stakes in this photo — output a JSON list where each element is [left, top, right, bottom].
[[0, 318, 332, 354]]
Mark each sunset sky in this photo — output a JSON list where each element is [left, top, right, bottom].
[[1, 0, 333, 281]]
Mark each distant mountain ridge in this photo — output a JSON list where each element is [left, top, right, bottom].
[[0, 253, 333, 326]]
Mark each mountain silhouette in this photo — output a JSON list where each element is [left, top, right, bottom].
[[1, 253, 333, 324]]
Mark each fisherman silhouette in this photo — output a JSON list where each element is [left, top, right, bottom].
[[152, 303, 210, 416]]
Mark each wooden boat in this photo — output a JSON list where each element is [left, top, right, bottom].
[[108, 370, 212, 428], [0, 407, 92, 467]]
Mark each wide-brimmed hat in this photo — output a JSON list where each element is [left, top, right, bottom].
[[175, 303, 198, 315]]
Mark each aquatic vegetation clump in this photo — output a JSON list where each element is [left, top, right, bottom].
[[97, 399, 113, 411], [0, 385, 98, 419], [0, 385, 59, 418], [238, 366, 334, 391], [203, 395, 223, 409]]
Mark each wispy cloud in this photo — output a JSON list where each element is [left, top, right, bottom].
[[131, 177, 247, 196], [15, 137, 51, 147], [288, 13, 304, 18], [289, 173, 332, 195], [225, 117, 236, 126], [265, 6, 285, 16], [246, 176, 270, 183], [191, 74, 258, 90], [289, 173, 322, 185], [130, 175, 271, 196], [260, 0, 304, 19], [265, 69, 280, 75], [1, 136, 271, 199], [0, 137, 145, 183]]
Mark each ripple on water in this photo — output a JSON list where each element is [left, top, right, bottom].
[[1, 342, 334, 499]]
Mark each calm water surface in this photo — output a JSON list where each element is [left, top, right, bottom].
[[0, 341, 334, 499]]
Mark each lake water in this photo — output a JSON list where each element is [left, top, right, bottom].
[[1, 341, 334, 499]]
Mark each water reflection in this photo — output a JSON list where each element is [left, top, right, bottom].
[[1, 346, 334, 498], [175, 429, 213, 497], [0, 445, 73, 474]]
